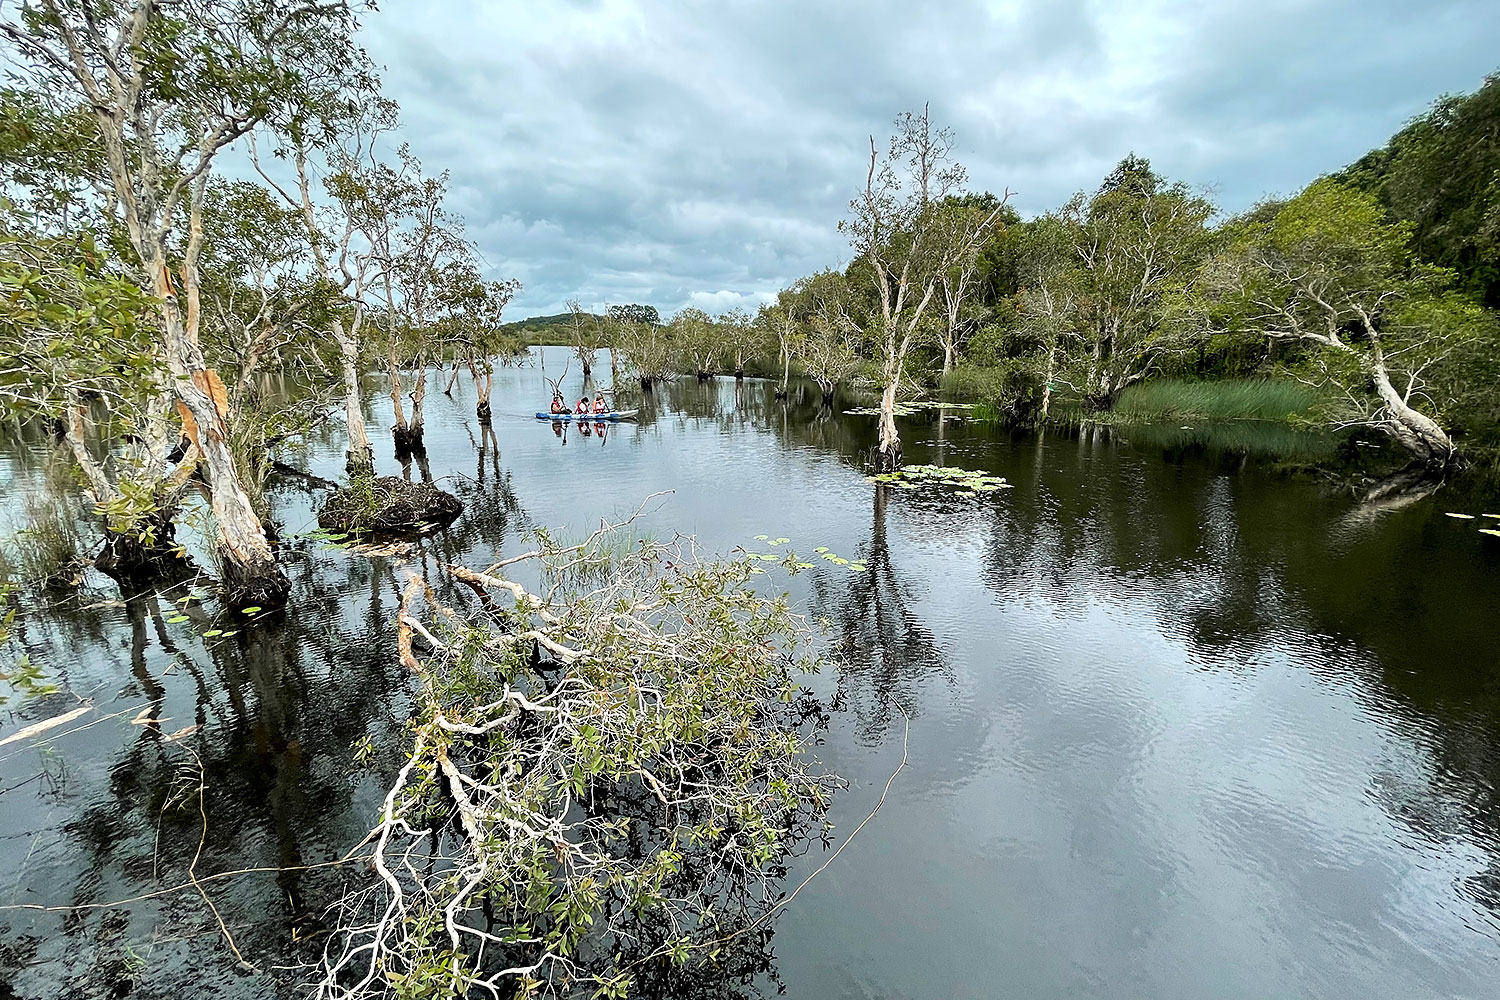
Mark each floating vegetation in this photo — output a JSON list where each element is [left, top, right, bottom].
[[1444, 513, 1500, 542], [742, 537, 865, 573], [843, 401, 978, 417], [866, 464, 1012, 495]]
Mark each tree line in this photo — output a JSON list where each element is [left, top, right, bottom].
[[598, 77, 1500, 475]]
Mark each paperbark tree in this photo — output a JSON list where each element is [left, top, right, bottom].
[[757, 293, 805, 398], [934, 197, 999, 374], [673, 306, 719, 380], [1060, 157, 1216, 408], [718, 305, 758, 378], [0, 0, 370, 602], [614, 313, 672, 390], [841, 105, 1010, 470], [793, 270, 862, 404], [566, 298, 596, 383], [248, 97, 396, 479]]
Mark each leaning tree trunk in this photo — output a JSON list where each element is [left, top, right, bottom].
[[470, 360, 493, 421], [333, 318, 373, 477], [874, 380, 902, 472], [1367, 351, 1458, 466], [443, 359, 463, 396]]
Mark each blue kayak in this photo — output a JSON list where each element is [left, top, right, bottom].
[[535, 409, 639, 422]]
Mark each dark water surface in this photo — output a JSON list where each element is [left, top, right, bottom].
[[3, 351, 1500, 998]]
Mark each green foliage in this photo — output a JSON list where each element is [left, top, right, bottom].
[[1337, 72, 1500, 306], [0, 210, 159, 419]]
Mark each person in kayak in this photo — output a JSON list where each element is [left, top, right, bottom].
[[550, 393, 566, 414], [593, 392, 608, 415], [575, 396, 590, 416]]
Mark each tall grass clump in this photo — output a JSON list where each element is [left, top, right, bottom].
[[1113, 378, 1320, 422], [939, 364, 1009, 401], [15, 491, 84, 586]]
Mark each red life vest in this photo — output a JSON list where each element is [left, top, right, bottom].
[[576, 399, 589, 414], [593, 398, 607, 414], [550, 398, 564, 413]]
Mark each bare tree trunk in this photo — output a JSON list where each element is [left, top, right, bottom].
[[942, 337, 957, 375], [333, 318, 373, 477], [875, 379, 902, 472], [388, 341, 409, 434], [153, 258, 286, 605], [1040, 346, 1056, 421], [610, 347, 619, 387], [777, 341, 791, 399], [444, 359, 462, 396], [408, 365, 428, 448]]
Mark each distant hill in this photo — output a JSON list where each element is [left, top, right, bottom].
[[499, 312, 600, 345]]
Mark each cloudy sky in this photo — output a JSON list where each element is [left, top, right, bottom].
[[359, 0, 1500, 320]]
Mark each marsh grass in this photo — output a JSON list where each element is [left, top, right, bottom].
[[15, 490, 84, 586], [1113, 379, 1320, 422], [1114, 420, 1342, 462]]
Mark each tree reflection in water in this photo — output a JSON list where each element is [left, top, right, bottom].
[[818, 482, 948, 744]]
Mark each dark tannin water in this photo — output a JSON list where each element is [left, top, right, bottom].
[[3, 350, 1499, 998]]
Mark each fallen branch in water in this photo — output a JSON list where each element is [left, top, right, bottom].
[[313, 503, 847, 999]]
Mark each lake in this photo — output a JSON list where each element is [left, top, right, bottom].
[[2, 348, 1499, 999]]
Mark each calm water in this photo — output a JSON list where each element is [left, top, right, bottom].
[[3, 350, 1500, 999]]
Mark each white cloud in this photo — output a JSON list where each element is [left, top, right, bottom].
[[357, 0, 1500, 318]]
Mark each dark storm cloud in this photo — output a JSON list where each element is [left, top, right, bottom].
[[360, 0, 1500, 318]]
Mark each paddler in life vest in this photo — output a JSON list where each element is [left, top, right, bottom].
[[575, 396, 590, 416], [593, 392, 608, 415], [549, 393, 566, 414]]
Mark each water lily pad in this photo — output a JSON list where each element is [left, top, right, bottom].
[[241, 606, 262, 615], [202, 629, 223, 637], [1446, 512, 1477, 519], [166, 615, 189, 624]]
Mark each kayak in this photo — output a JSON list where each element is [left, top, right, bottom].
[[535, 409, 639, 422]]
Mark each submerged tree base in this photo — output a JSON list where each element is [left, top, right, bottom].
[[391, 426, 424, 456], [220, 555, 291, 609], [317, 476, 462, 535], [94, 525, 195, 594], [870, 442, 903, 473]]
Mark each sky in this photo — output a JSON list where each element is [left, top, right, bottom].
[[358, 0, 1500, 320]]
